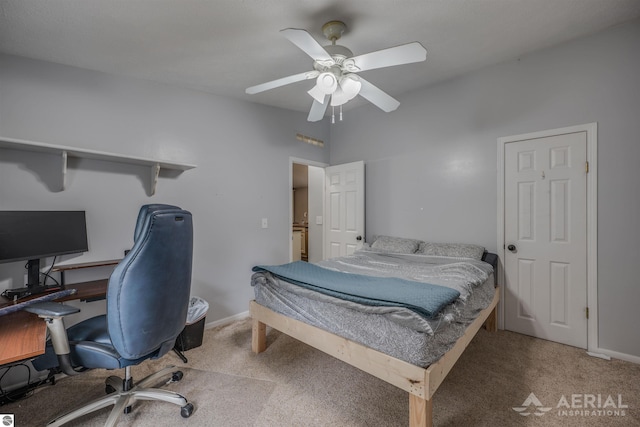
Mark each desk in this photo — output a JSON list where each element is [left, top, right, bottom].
[[0, 279, 108, 366]]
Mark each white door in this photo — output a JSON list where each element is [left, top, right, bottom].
[[324, 161, 365, 259], [504, 131, 588, 348]]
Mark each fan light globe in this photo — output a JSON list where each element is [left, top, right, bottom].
[[340, 75, 361, 99], [331, 75, 361, 106], [308, 85, 327, 103], [308, 72, 337, 103], [319, 73, 337, 91]]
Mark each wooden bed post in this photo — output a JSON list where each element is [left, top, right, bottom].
[[252, 318, 267, 353], [409, 394, 433, 427], [483, 306, 498, 332]]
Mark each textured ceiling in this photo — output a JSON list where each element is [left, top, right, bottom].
[[1, 1, 640, 116]]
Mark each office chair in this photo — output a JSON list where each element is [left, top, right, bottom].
[[134, 204, 190, 363], [133, 204, 180, 242], [26, 207, 195, 426]]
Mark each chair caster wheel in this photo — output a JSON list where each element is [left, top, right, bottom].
[[172, 371, 184, 382], [105, 384, 116, 394], [181, 403, 194, 418]]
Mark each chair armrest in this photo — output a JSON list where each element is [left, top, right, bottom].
[[24, 302, 82, 376], [24, 302, 80, 318]]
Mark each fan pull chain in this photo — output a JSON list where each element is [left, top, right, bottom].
[[331, 106, 335, 124], [340, 105, 343, 121]]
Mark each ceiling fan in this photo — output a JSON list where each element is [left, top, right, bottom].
[[245, 20, 427, 122]]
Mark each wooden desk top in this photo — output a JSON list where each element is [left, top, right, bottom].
[[51, 259, 120, 273], [0, 311, 45, 366], [0, 280, 108, 366], [0, 279, 108, 308]]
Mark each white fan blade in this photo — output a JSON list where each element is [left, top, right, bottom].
[[307, 95, 330, 122], [343, 42, 426, 72], [281, 28, 334, 62], [246, 71, 317, 94], [358, 77, 400, 112]]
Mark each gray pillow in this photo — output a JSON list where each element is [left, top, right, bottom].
[[370, 235, 422, 254], [418, 242, 485, 260]]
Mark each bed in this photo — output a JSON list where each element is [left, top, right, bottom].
[[250, 236, 499, 427]]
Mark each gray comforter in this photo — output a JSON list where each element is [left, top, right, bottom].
[[317, 249, 492, 301], [251, 249, 494, 334]]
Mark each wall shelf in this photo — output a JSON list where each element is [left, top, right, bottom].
[[0, 136, 196, 195]]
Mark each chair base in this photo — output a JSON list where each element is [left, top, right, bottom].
[[47, 365, 194, 427]]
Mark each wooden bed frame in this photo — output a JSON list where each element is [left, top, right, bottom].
[[250, 286, 498, 427]]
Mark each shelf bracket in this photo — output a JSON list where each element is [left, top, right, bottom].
[[60, 150, 68, 191], [150, 163, 160, 196]]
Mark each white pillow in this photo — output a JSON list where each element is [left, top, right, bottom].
[[418, 242, 485, 260], [370, 235, 422, 254]]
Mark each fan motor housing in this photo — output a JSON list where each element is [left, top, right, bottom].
[[323, 44, 353, 61]]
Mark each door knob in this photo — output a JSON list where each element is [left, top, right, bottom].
[[356, 235, 362, 241], [507, 244, 517, 252]]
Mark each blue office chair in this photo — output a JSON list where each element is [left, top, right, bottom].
[[133, 204, 191, 361], [133, 204, 180, 242], [26, 207, 195, 426]]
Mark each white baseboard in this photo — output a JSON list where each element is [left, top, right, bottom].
[[496, 329, 639, 365], [586, 351, 611, 360], [204, 310, 249, 330], [589, 347, 640, 365]]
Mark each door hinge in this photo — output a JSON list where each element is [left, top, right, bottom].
[[586, 307, 589, 319], [585, 161, 589, 173]]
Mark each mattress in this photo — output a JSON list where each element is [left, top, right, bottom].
[[251, 249, 496, 367]]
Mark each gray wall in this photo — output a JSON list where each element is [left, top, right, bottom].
[[1, 18, 639, 363], [0, 54, 330, 323], [330, 20, 640, 358]]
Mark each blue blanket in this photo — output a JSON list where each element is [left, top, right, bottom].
[[252, 261, 460, 319]]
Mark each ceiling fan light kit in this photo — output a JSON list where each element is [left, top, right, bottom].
[[245, 20, 427, 122]]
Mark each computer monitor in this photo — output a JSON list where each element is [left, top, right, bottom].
[[0, 210, 88, 299]]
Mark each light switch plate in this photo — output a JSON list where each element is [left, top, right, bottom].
[[261, 218, 268, 228], [315, 216, 323, 225]]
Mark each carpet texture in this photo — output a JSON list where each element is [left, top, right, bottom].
[[3, 318, 639, 426]]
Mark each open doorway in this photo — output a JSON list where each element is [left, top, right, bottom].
[[290, 158, 326, 263]]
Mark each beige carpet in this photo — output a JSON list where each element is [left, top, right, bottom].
[[3, 319, 639, 426]]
